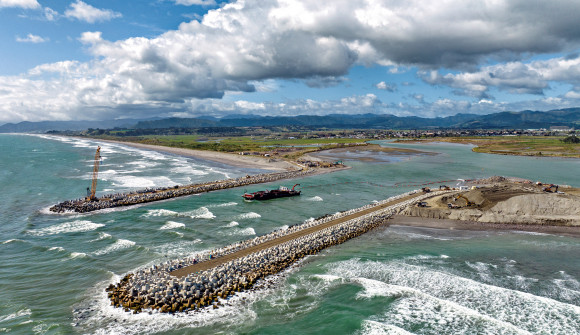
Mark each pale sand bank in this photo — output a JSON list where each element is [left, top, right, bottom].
[[102, 140, 300, 171], [390, 215, 580, 237]]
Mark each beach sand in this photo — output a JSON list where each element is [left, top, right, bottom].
[[102, 140, 301, 171]]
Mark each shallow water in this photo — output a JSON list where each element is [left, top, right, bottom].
[[0, 134, 578, 334]]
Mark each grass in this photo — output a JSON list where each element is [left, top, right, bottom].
[[96, 134, 368, 159]]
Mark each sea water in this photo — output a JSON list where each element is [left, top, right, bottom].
[[0, 134, 578, 334]]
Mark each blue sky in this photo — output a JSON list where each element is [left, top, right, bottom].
[[1, 0, 580, 124]]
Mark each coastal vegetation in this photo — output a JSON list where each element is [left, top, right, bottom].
[[84, 132, 369, 159], [400, 136, 580, 158]]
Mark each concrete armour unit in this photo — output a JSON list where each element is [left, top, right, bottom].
[[106, 190, 445, 314], [50, 168, 321, 213]]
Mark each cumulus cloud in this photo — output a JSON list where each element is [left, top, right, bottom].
[[2, 0, 580, 123], [16, 33, 48, 43], [376, 81, 396, 91], [64, 0, 121, 23], [0, 0, 39, 9], [421, 55, 580, 98], [43, 7, 58, 21]]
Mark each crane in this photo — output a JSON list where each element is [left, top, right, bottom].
[[86, 146, 101, 201]]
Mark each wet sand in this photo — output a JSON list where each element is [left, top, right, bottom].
[[390, 215, 580, 237], [307, 144, 434, 162]]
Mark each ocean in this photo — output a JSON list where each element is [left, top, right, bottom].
[[0, 134, 578, 334]]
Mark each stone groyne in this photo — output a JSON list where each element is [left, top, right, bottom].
[[50, 168, 324, 213], [106, 190, 446, 314]]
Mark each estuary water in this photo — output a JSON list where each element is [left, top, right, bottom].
[[0, 134, 578, 334]]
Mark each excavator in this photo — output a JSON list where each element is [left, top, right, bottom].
[[454, 194, 475, 206], [448, 194, 475, 209], [542, 184, 559, 193], [86, 146, 101, 201]]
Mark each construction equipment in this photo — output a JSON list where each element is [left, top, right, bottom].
[[439, 185, 450, 190], [86, 146, 101, 201], [542, 184, 559, 193], [454, 194, 475, 207], [421, 187, 431, 193]]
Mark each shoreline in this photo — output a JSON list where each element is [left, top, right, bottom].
[[98, 139, 300, 171], [390, 215, 580, 237]]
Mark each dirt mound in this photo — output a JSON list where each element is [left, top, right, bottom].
[[402, 183, 580, 226]]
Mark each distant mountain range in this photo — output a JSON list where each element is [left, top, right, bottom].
[[0, 118, 159, 133], [1, 108, 579, 133]]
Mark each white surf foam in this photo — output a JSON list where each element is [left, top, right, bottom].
[[227, 227, 256, 236], [111, 175, 175, 189], [74, 276, 261, 335], [358, 320, 415, 335], [2, 239, 22, 244], [207, 201, 238, 208], [326, 258, 580, 334], [236, 212, 261, 220], [183, 207, 215, 219], [29, 220, 105, 236], [159, 221, 185, 230], [48, 246, 65, 252], [152, 239, 203, 256], [90, 232, 112, 242], [93, 239, 136, 256], [222, 221, 240, 228], [142, 209, 178, 218], [170, 165, 208, 175], [0, 308, 32, 323], [143, 207, 215, 220], [308, 196, 324, 201], [70, 252, 87, 259]]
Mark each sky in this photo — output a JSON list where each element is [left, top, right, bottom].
[[1, 0, 580, 124]]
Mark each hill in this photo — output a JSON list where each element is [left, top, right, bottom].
[[1, 108, 578, 133]]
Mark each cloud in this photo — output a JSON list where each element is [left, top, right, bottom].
[[174, 0, 216, 6], [16, 33, 48, 43], [376, 81, 396, 92], [3, 0, 580, 123], [0, 0, 39, 9], [304, 76, 348, 88], [64, 0, 121, 23], [411, 93, 424, 104], [421, 55, 580, 98], [43, 7, 58, 21]]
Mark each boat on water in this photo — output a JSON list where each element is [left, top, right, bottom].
[[242, 184, 301, 200]]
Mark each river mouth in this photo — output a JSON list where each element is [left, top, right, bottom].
[[309, 144, 434, 163]]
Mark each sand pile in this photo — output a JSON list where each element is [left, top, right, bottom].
[[402, 182, 580, 226], [480, 194, 580, 225]]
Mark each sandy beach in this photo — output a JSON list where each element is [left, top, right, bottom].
[[102, 140, 301, 171]]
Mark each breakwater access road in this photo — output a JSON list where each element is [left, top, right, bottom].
[[106, 189, 446, 314], [49, 167, 340, 213]]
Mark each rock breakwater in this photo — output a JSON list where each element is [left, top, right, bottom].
[[106, 190, 444, 314], [50, 168, 321, 213]]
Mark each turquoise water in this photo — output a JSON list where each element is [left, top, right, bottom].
[[0, 134, 578, 334]]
